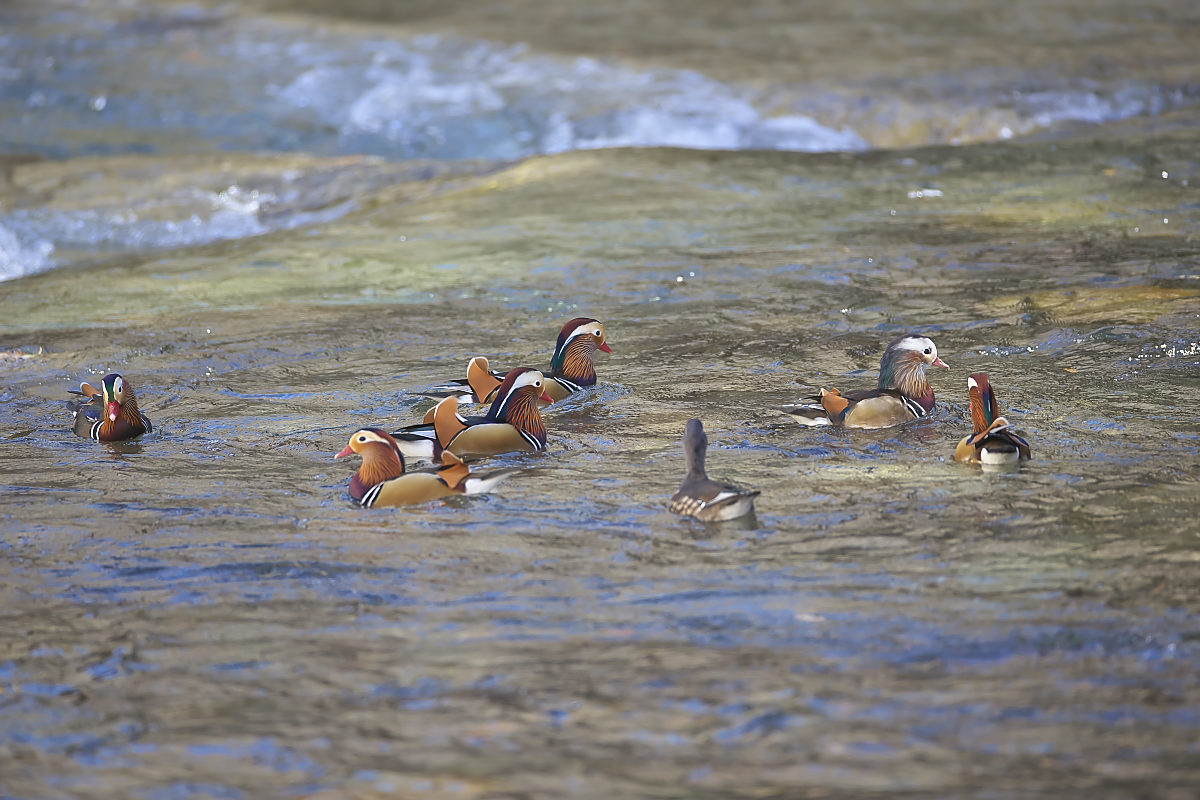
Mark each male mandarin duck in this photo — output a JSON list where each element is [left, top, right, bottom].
[[69, 373, 153, 441], [393, 367, 551, 460], [954, 372, 1032, 466], [336, 428, 516, 508], [668, 419, 760, 522], [783, 334, 949, 429], [429, 317, 612, 405]]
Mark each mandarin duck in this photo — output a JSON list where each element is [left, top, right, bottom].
[[429, 317, 612, 405], [783, 334, 949, 429], [668, 419, 760, 522], [69, 373, 153, 441], [393, 367, 551, 460], [954, 372, 1032, 467], [336, 428, 517, 507]]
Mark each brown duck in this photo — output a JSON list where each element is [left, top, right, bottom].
[[783, 334, 949, 429], [69, 373, 153, 441], [954, 372, 1032, 467], [337, 428, 516, 507], [668, 419, 760, 522]]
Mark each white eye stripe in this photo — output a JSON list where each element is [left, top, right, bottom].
[[513, 371, 546, 389], [895, 336, 936, 355], [967, 377, 978, 389], [568, 322, 602, 342]]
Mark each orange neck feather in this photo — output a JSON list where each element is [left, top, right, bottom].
[[504, 388, 547, 442], [98, 392, 147, 438], [555, 338, 598, 383], [357, 443, 405, 487], [968, 386, 990, 433]]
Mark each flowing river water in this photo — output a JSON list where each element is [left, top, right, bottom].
[[2, 1, 1200, 797]]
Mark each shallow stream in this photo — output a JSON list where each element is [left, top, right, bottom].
[[2, 1, 1199, 797]]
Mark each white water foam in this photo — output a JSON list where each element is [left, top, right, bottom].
[[0, 221, 55, 281], [0, 183, 353, 281], [2, 4, 1196, 163], [269, 36, 868, 158]]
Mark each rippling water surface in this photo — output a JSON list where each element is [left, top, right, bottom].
[[2, 1, 1200, 797]]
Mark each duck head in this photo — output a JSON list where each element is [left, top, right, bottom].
[[878, 334, 948, 397], [488, 368, 553, 419], [549, 317, 612, 378], [99, 373, 136, 423], [336, 428, 407, 486]]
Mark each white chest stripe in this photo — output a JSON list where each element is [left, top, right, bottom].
[[901, 397, 926, 418], [361, 483, 384, 508]]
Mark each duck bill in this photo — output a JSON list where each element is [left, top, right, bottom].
[[539, 391, 553, 403], [106, 401, 120, 422], [599, 342, 613, 354], [933, 357, 949, 369], [334, 444, 355, 459]]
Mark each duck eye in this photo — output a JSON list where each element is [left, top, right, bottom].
[[923, 348, 931, 355], [593, 329, 601, 337], [534, 380, 542, 387], [357, 436, 368, 442]]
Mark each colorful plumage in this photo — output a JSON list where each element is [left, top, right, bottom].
[[428, 318, 612, 405], [393, 367, 551, 460], [336, 428, 516, 507], [953, 372, 1032, 466], [668, 419, 759, 522], [783, 334, 949, 429], [69, 373, 153, 441]]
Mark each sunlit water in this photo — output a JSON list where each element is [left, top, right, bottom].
[[2, 1, 1200, 797]]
